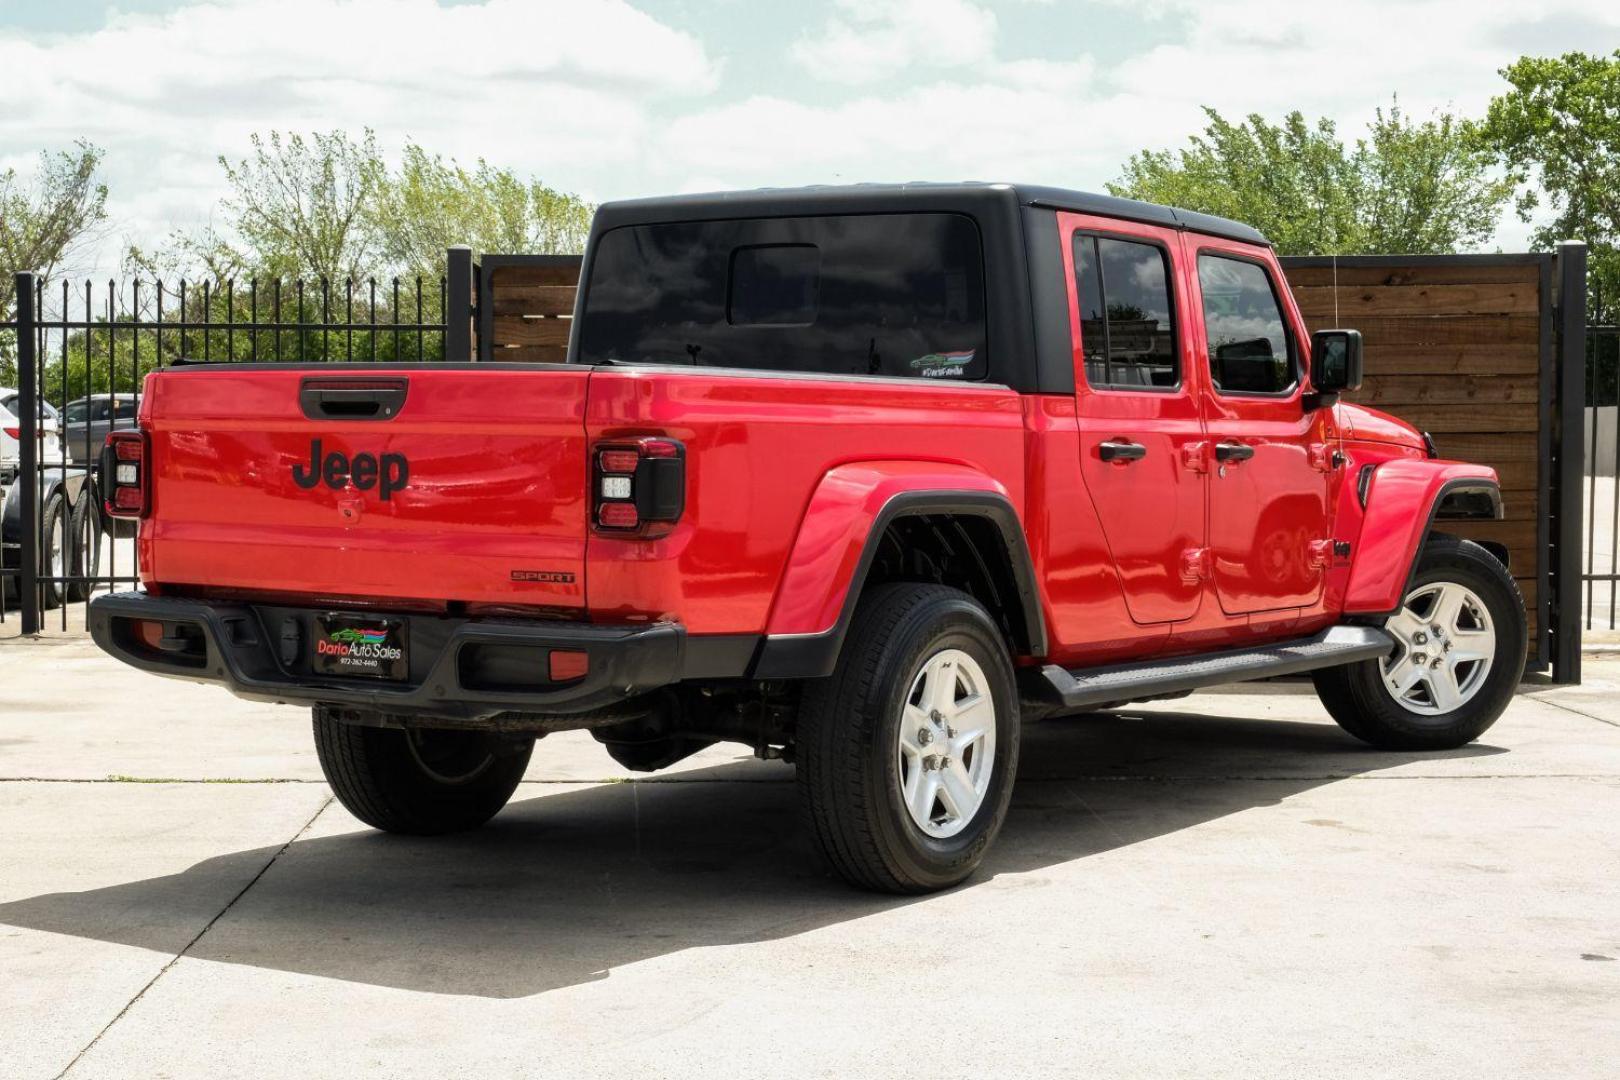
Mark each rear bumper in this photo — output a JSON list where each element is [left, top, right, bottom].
[[87, 591, 743, 721]]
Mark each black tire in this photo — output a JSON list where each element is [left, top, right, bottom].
[[67, 492, 101, 602], [313, 707, 533, 835], [39, 492, 68, 610], [797, 583, 1020, 894], [1313, 534, 1526, 750]]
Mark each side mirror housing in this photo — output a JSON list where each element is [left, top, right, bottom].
[[1309, 329, 1364, 404]]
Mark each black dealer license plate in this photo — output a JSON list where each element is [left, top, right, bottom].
[[312, 614, 409, 681]]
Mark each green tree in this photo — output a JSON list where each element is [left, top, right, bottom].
[[172, 130, 387, 284], [143, 131, 591, 286], [374, 145, 592, 277], [1474, 50, 1620, 322], [1109, 101, 1513, 256], [0, 142, 109, 380]]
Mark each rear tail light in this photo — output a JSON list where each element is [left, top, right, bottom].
[[593, 436, 685, 537], [2, 427, 16, 440], [102, 430, 150, 518]]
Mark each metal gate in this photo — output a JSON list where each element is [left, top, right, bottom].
[[1585, 322, 1620, 632], [2, 249, 476, 633]]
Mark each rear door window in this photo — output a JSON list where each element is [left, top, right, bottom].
[[1074, 234, 1178, 389], [576, 213, 987, 380]]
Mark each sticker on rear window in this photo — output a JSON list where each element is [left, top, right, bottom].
[[909, 350, 975, 378]]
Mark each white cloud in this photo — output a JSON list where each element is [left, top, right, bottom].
[[791, 0, 998, 85], [663, 0, 1620, 251], [0, 0, 717, 271], [5, 0, 1620, 270]]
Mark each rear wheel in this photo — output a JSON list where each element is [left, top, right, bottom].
[[1313, 535, 1525, 750], [39, 493, 68, 609], [313, 707, 533, 834], [797, 584, 1020, 894], [66, 492, 101, 602]]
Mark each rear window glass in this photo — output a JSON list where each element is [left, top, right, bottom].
[[729, 244, 819, 325], [576, 213, 987, 380]]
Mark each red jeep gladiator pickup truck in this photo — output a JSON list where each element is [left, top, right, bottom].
[[89, 183, 1525, 893]]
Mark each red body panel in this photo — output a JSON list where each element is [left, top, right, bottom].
[[1340, 403, 1429, 449], [138, 367, 590, 608], [582, 369, 1026, 634], [1019, 394, 1172, 665], [765, 461, 1013, 637], [1343, 458, 1500, 614]]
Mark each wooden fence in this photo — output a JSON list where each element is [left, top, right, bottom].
[[465, 249, 1585, 677], [1280, 251, 1587, 680], [1280, 256, 1547, 645]]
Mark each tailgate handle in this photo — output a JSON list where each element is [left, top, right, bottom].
[[299, 378, 408, 421]]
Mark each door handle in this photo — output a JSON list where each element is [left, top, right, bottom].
[[298, 377, 409, 421], [1214, 441, 1254, 463], [1098, 439, 1147, 463]]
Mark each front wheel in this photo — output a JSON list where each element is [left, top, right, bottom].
[[1313, 535, 1526, 750], [313, 707, 533, 834], [796, 584, 1020, 894]]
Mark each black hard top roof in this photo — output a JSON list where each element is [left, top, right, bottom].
[[592, 181, 1268, 247]]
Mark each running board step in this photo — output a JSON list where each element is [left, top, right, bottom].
[[1034, 625, 1393, 709]]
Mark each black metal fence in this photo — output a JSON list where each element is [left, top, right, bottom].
[[1585, 324, 1620, 630], [2, 248, 474, 632]]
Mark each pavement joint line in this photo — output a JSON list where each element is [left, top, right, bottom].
[[3, 773, 1616, 785], [50, 794, 335, 1080], [1525, 693, 1620, 729]]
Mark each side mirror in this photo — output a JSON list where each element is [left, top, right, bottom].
[[1310, 329, 1363, 399]]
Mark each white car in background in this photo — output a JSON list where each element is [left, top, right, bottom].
[[1, 389, 65, 485]]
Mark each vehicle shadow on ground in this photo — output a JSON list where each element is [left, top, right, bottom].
[[0, 708, 1504, 999]]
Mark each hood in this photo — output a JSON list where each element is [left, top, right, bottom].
[[1336, 401, 1427, 451]]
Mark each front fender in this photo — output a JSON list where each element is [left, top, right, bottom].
[[1342, 459, 1502, 616], [754, 461, 1040, 678]]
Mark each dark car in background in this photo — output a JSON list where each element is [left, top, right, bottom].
[[59, 394, 141, 463]]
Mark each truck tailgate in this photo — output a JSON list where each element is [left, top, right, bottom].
[[139, 366, 589, 608]]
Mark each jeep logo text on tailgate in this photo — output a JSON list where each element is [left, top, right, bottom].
[[292, 439, 409, 501]]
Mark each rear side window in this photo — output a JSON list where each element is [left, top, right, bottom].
[[576, 213, 987, 380], [1073, 235, 1178, 389], [1198, 254, 1296, 395]]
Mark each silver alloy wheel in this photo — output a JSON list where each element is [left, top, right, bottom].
[[1381, 580, 1496, 715], [49, 514, 65, 579], [896, 648, 996, 839], [405, 728, 496, 785]]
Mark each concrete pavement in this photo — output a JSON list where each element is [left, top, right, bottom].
[[2, 629, 1616, 1078]]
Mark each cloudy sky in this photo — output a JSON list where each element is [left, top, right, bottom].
[[3, 0, 1618, 272]]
